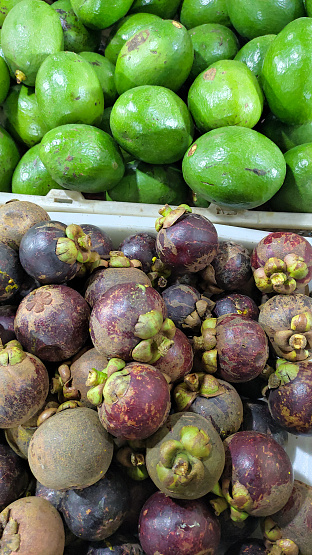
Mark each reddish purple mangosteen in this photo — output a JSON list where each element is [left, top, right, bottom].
[[152, 328, 194, 384], [0, 304, 17, 344], [155, 204, 218, 275], [251, 231, 312, 294], [14, 284, 90, 362], [139, 491, 221, 555], [161, 283, 214, 332], [84, 267, 151, 308], [220, 431, 294, 520], [211, 240, 252, 291], [80, 224, 113, 257], [0, 444, 30, 511], [119, 232, 156, 273], [213, 293, 259, 321]]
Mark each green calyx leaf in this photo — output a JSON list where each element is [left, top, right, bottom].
[[134, 310, 164, 339], [55, 237, 79, 265], [274, 358, 300, 385], [180, 425, 211, 459], [103, 369, 131, 404], [0, 341, 26, 366]]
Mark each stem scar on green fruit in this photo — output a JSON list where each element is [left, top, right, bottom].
[[188, 144, 197, 157]]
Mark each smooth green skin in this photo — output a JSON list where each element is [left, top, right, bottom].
[[79, 51, 118, 107], [257, 111, 312, 153], [0, 125, 20, 192], [188, 59, 264, 133], [182, 126, 286, 210], [0, 55, 9, 105], [12, 143, 62, 195], [188, 23, 239, 81], [226, 0, 305, 40], [3, 84, 49, 148], [262, 18, 312, 125], [129, 0, 182, 18], [39, 124, 125, 193], [104, 13, 160, 65], [234, 34, 276, 84], [69, 0, 134, 30], [114, 19, 194, 95], [110, 85, 194, 165], [106, 160, 189, 204], [305, 0, 312, 14], [1, 0, 64, 86], [35, 51, 104, 131], [51, 0, 101, 53], [0, 0, 22, 27], [269, 143, 312, 212], [180, 0, 230, 29]]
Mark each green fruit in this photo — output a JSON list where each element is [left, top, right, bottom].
[[70, 0, 134, 30], [3, 84, 49, 148], [188, 23, 239, 81], [182, 126, 286, 209], [262, 18, 312, 125], [0, 125, 20, 192], [79, 51, 118, 107], [0, 0, 22, 27], [106, 160, 189, 204], [35, 51, 104, 130], [258, 112, 312, 153], [51, 0, 101, 53], [1, 0, 64, 86], [12, 143, 62, 195], [105, 13, 161, 65], [0, 55, 10, 105], [269, 143, 312, 212], [226, 0, 305, 40], [110, 85, 194, 165], [234, 34, 276, 83], [129, 0, 182, 18], [305, 0, 312, 14], [180, 0, 230, 29], [39, 124, 125, 193], [114, 19, 194, 95], [188, 59, 263, 132]]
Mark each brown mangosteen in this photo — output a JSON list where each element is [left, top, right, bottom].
[[0, 496, 65, 554], [0, 199, 50, 250], [28, 407, 114, 491], [139, 491, 221, 555], [84, 266, 151, 308], [145, 412, 225, 500], [5, 412, 39, 459], [14, 284, 90, 362], [0, 340, 49, 428]]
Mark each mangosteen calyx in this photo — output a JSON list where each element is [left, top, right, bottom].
[[55, 223, 93, 265], [0, 340, 26, 366], [192, 318, 218, 373], [174, 373, 225, 411], [198, 264, 224, 297], [156, 425, 211, 493], [273, 311, 312, 362], [0, 509, 20, 554], [155, 204, 192, 232], [132, 317, 176, 364], [116, 445, 148, 481], [264, 518, 299, 555], [268, 359, 300, 389], [253, 254, 308, 295], [147, 257, 172, 288], [102, 369, 131, 405], [86, 359, 126, 406]]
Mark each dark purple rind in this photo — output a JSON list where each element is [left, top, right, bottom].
[[216, 314, 269, 382], [139, 491, 221, 555], [80, 224, 113, 257], [161, 284, 201, 327], [0, 444, 29, 511], [213, 293, 259, 321], [85, 267, 152, 308], [99, 362, 171, 440], [241, 399, 288, 446], [14, 284, 90, 362], [0, 304, 17, 344], [222, 431, 294, 517], [0, 241, 25, 302], [156, 212, 218, 275], [86, 533, 144, 554], [35, 482, 65, 512], [153, 328, 193, 383], [89, 283, 166, 360], [212, 241, 252, 291], [119, 233, 156, 273], [224, 539, 268, 554], [215, 509, 259, 548]]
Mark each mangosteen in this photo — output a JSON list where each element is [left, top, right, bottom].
[[86, 533, 143, 554], [242, 399, 288, 446], [161, 283, 215, 332], [258, 293, 312, 362], [35, 481, 65, 512], [145, 412, 225, 500], [211, 240, 252, 292], [139, 491, 221, 555], [119, 477, 157, 535], [155, 204, 218, 275], [0, 444, 29, 511], [61, 468, 130, 541], [14, 284, 90, 362], [84, 266, 151, 308], [224, 539, 268, 554], [0, 340, 49, 428], [119, 232, 156, 273], [80, 224, 113, 257], [173, 373, 243, 439], [0, 199, 50, 250], [251, 231, 312, 294], [0, 305, 17, 344], [28, 407, 114, 491], [152, 328, 194, 384], [214, 507, 260, 550], [0, 241, 26, 302], [213, 293, 259, 320], [0, 496, 65, 554], [89, 282, 175, 363]]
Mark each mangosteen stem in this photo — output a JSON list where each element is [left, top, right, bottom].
[[155, 204, 191, 231], [289, 333, 307, 350], [109, 251, 131, 268], [209, 496, 230, 516], [264, 258, 286, 275], [87, 383, 105, 405], [15, 69, 26, 84], [263, 516, 283, 542], [0, 510, 20, 554]]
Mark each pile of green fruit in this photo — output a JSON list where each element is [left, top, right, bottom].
[[0, 0, 312, 211]]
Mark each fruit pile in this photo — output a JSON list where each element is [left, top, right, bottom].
[[0, 198, 311, 554], [0, 0, 312, 211]]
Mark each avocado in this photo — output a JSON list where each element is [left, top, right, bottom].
[[188, 23, 239, 80], [0, 55, 10, 105], [51, 0, 101, 53], [114, 19, 194, 94], [69, 0, 134, 30], [182, 126, 286, 210], [188, 59, 263, 132], [35, 51, 104, 130], [79, 51, 118, 107], [106, 160, 189, 204], [129, 0, 182, 19], [180, 0, 231, 29], [257, 112, 312, 153], [262, 17, 312, 125], [0, 125, 20, 192], [12, 143, 62, 195], [234, 34, 276, 85], [39, 124, 125, 193], [3, 84, 49, 148], [0, 0, 22, 27], [110, 85, 194, 165], [1, 0, 64, 86]]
